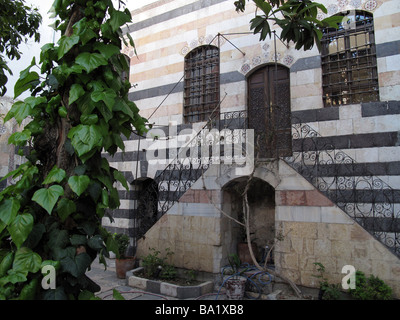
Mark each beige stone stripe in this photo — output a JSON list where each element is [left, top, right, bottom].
[[130, 7, 247, 48]]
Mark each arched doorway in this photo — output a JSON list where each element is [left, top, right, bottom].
[[247, 64, 292, 159], [222, 177, 276, 266]]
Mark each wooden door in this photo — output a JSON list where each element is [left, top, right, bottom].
[[247, 65, 291, 158]]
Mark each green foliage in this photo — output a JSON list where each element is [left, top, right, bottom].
[[0, 0, 42, 96], [142, 247, 176, 280], [32, 186, 64, 215], [234, 0, 343, 51], [350, 271, 393, 300], [113, 233, 130, 258], [312, 262, 341, 300], [0, 0, 147, 300]]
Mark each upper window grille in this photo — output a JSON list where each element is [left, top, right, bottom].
[[184, 45, 220, 123], [321, 11, 379, 107]]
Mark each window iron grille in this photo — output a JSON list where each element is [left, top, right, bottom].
[[321, 11, 379, 107], [184, 45, 220, 123]]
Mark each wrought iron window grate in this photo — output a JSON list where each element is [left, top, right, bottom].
[[321, 11, 379, 107], [184, 45, 220, 123]]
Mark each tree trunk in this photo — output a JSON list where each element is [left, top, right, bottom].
[[37, 5, 84, 182]]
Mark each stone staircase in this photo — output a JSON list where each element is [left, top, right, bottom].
[[133, 110, 247, 240], [133, 111, 400, 259], [283, 119, 400, 258]]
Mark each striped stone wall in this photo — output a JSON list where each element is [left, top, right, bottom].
[[102, 0, 400, 296]]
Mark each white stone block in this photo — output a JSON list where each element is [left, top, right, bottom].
[[318, 120, 337, 137], [386, 54, 400, 72], [276, 175, 315, 191], [380, 85, 400, 101], [182, 203, 220, 217], [336, 119, 353, 135], [276, 206, 321, 223], [353, 117, 376, 134], [160, 283, 178, 297], [294, 69, 316, 85], [128, 273, 147, 290], [355, 148, 379, 163], [339, 104, 361, 120], [291, 95, 323, 111], [320, 206, 353, 224], [376, 146, 400, 162]]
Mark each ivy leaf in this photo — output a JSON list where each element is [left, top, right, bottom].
[[56, 198, 76, 222], [67, 124, 103, 158], [7, 214, 34, 249], [72, 18, 97, 45], [113, 98, 133, 118], [48, 229, 69, 252], [109, 9, 131, 32], [43, 165, 66, 185], [87, 235, 104, 251], [91, 88, 116, 111], [75, 52, 108, 74], [41, 260, 61, 271], [93, 42, 120, 60], [80, 114, 98, 125], [68, 175, 90, 197], [12, 247, 42, 274], [113, 170, 129, 191], [32, 185, 64, 215], [69, 83, 85, 105], [0, 270, 27, 286], [0, 198, 20, 225], [42, 287, 68, 300], [14, 61, 39, 99], [60, 252, 91, 278], [70, 234, 87, 246], [57, 35, 80, 60], [8, 129, 31, 147], [4, 101, 32, 125]]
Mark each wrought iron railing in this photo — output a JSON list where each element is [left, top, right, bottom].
[[284, 119, 400, 258], [134, 110, 248, 240], [134, 111, 400, 258]]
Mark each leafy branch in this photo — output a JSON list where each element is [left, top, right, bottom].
[[0, 0, 147, 300], [234, 0, 343, 51]]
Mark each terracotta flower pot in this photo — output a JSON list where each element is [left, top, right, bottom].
[[115, 257, 136, 279]]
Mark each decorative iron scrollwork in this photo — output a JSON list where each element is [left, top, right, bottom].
[[285, 118, 400, 257]]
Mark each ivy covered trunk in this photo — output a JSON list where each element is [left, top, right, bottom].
[[0, 0, 146, 300]]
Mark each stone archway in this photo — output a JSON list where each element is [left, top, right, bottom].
[[222, 176, 276, 265]]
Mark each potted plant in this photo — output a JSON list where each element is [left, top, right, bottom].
[[223, 254, 248, 300], [114, 233, 136, 279]]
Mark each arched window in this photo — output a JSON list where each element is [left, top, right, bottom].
[[247, 64, 292, 158], [184, 45, 220, 123], [321, 11, 379, 106]]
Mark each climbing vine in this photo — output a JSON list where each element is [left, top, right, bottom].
[[0, 0, 146, 300]]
